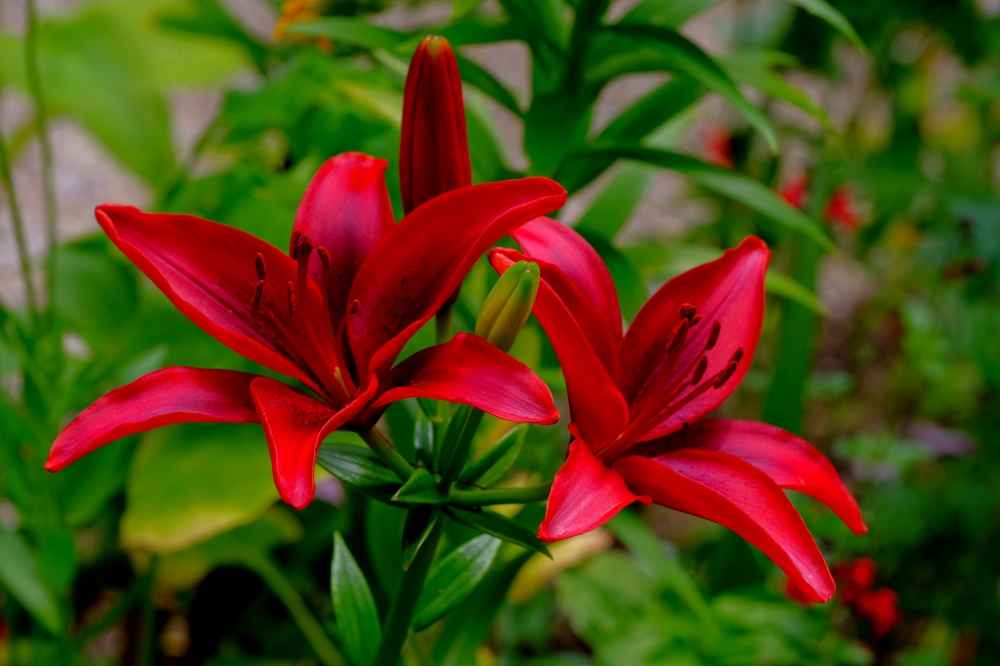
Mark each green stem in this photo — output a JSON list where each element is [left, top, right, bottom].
[[137, 561, 158, 666], [25, 0, 58, 316], [437, 405, 484, 489], [0, 127, 40, 330], [373, 515, 445, 666], [450, 482, 552, 506], [361, 426, 414, 481], [250, 554, 345, 666]]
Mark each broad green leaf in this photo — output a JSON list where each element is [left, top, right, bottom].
[[317, 444, 402, 499], [121, 424, 278, 554], [332, 533, 382, 666], [618, 0, 723, 28], [413, 535, 501, 630], [461, 425, 526, 488], [393, 468, 447, 504], [402, 506, 441, 570], [622, 242, 827, 314], [589, 27, 777, 153], [563, 145, 834, 250], [38, 530, 76, 594], [445, 507, 550, 556], [287, 17, 408, 51], [0, 530, 62, 634], [780, 0, 865, 53], [719, 51, 833, 132]]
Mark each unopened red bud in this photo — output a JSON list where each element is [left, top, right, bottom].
[[400, 35, 471, 215]]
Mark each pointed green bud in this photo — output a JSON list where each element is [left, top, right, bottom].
[[475, 260, 540, 353]]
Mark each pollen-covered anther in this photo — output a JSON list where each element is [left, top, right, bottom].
[[293, 233, 315, 261], [286, 282, 296, 315], [251, 280, 265, 312], [706, 321, 721, 350], [690, 355, 708, 385], [254, 253, 266, 281], [679, 303, 697, 321], [665, 319, 690, 353], [316, 246, 332, 270]]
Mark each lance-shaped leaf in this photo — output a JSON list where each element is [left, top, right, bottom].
[[445, 507, 550, 556], [403, 506, 441, 570], [316, 444, 401, 501], [413, 535, 501, 630], [461, 424, 527, 488], [393, 468, 447, 504], [0, 531, 62, 634], [332, 533, 381, 666]]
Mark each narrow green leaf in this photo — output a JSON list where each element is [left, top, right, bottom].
[[452, 0, 486, 19], [445, 507, 550, 556], [581, 234, 648, 322], [287, 18, 409, 50], [765, 270, 828, 315], [413, 535, 501, 630], [618, 0, 724, 28], [564, 145, 834, 250], [455, 54, 523, 116], [780, 0, 865, 53], [393, 468, 447, 504], [414, 414, 434, 467], [332, 533, 381, 666], [402, 506, 441, 570], [0, 530, 62, 634], [317, 444, 402, 501], [574, 163, 657, 241], [461, 425, 526, 488]]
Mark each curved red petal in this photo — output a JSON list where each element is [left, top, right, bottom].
[[539, 440, 650, 542], [96, 205, 342, 398], [491, 248, 629, 450], [614, 448, 836, 602], [640, 419, 867, 534], [251, 377, 377, 510], [347, 178, 566, 378], [46, 367, 259, 472], [293, 153, 395, 331], [620, 237, 769, 439], [512, 217, 622, 343], [370, 333, 558, 425], [400, 36, 471, 214]]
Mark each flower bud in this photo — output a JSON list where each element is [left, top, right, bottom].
[[476, 261, 540, 353], [400, 35, 471, 215]]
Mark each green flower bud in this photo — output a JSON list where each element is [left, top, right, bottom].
[[476, 260, 540, 352]]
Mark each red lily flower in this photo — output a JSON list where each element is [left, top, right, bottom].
[[779, 172, 809, 210], [825, 186, 860, 230], [490, 219, 867, 602], [48, 152, 565, 509], [400, 36, 471, 215]]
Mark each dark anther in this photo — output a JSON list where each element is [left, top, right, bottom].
[[665, 319, 690, 353], [251, 280, 265, 312], [680, 303, 697, 321], [286, 282, 296, 315], [690, 315, 702, 326], [293, 233, 315, 260], [730, 347, 745, 364], [254, 253, 265, 281], [707, 321, 721, 350], [349, 299, 360, 315], [713, 361, 739, 389], [316, 246, 331, 270], [690, 355, 708, 385]]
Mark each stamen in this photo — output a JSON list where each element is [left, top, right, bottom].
[[690, 315, 702, 326], [665, 319, 689, 353], [349, 299, 360, 315], [706, 321, 721, 350], [251, 280, 265, 312], [690, 355, 708, 385], [731, 347, 745, 364], [292, 233, 315, 260], [713, 358, 741, 389], [254, 253, 266, 281], [680, 303, 697, 321], [286, 282, 296, 315], [316, 246, 331, 270]]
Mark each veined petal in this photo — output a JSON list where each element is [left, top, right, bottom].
[[638, 420, 866, 534], [46, 367, 258, 471], [369, 333, 558, 425], [251, 377, 377, 510], [491, 248, 629, 450], [512, 217, 622, 343], [539, 440, 650, 542], [347, 178, 566, 378], [293, 153, 395, 331], [615, 448, 836, 602], [96, 205, 342, 398], [620, 237, 769, 439]]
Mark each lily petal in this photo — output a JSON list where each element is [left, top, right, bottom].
[[491, 248, 629, 450], [347, 178, 566, 378], [370, 333, 558, 425], [251, 377, 377, 510], [638, 419, 867, 535], [615, 448, 836, 602], [512, 217, 622, 344], [46, 367, 258, 471], [539, 440, 650, 542], [96, 205, 341, 398], [620, 237, 769, 439], [292, 153, 395, 331]]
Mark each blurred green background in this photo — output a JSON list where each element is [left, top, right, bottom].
[[1, 0, 999, 664]]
